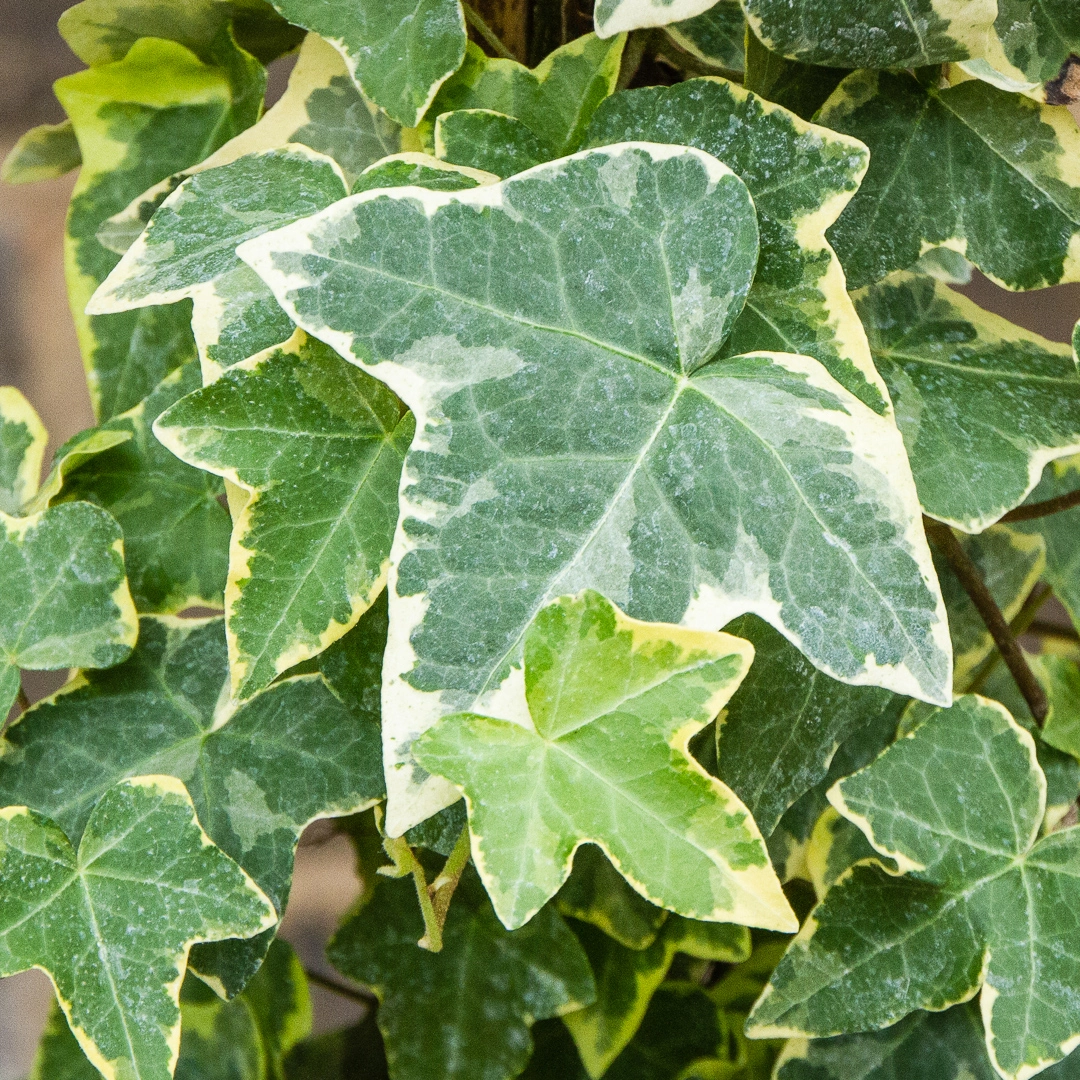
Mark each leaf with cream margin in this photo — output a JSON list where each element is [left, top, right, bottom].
[[265, 0, 466, 127], [747, 695, 1080, 1080], [54, 363, 230, 613], [819, 71, 1080, 291], [1, 121, 81, 184], [239, 141, 951, 833], [435, 109, 549, 178], [327, 865, 596, 1080], [663, 1, 747, 75], [155, 332, 411, 698], [55, 36, 262, 420], [0, 777, 276, 1080], [856, 273, 1080, 531], [592, 0, 728, 39], [584, 78, 887, 414], [0, 386, 47, 514], [0, 607, 386, 997], [415, 591, 795, 932], [88, 147, 349, 382], [351, 151, 494, 194], [740, 0, 995, 67], [743, 31, 847, 123]]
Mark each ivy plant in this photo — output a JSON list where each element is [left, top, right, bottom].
[[3, 1, 1080, 1078]]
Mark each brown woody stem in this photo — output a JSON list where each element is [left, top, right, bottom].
[[1000, 486, 1080, 522], [304, 968, 375, 1004]]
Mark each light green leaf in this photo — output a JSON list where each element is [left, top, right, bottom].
[[0, 387, 47, 514], [155, 332, 411, 697], [856, 272, 1080, 530], [1037, 654, 1080, 761], [435, 109, 548, 177], [715, 615, 895, 838], [585, 78, 887, 413], [266, 0, 466, 127], [565, 916, 749, 1077], [54, 363, 230, 613], [592, 0, 724, 38], [239, 141, 950, 832], [427, 35, 626, 163], [0, 606, 386, 997], [747, 695, 1080, 1080], [820, 71, 1080, 291], [327, 865, 596, 1080], [1, 121, 82, 184], [415, 591, 794, 932], [56, 36, 261, 420], [664, 1, 747, 74], [27, 1002, 99, 1080], [0, 777, 276, 1080], [741, 0, 995, 67], [351, 150, 494, 193]]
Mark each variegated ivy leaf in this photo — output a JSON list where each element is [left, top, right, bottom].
[[747, 695, 1080, 1080], [592, 0, 722, 39], [0, 606, 386, 997], [53, 363, 230, 613], [585, 78, 887, 413], [856, 273, 1080, 531], [435, 110, 548, 178], [0, 120, 81, 184], [743, 30, 847, 123], [24, 428, 133, 516], [266, 0, 466, 127], [1038, 654, 1080, 761], [663, 1, 747, 74], [328, 865, 596, 1080], [427, 35, 625, 168], [89, 147, 348, 382], [0, 777, 276, 1080], [565, 916, 749, 1077], [351, 151, 494, 193], [155, 332, 411, 698], [741, 0, 995, 67], [820, 71, 1080, 291], [240, 141, 950, 833], [415, 591, 795, 932], [0, 386, 47, 514], [56, 36, 263, 420]]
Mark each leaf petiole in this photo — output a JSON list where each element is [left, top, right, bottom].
[[462, 2, 517, 60], [1000, 486, 1080, 523]]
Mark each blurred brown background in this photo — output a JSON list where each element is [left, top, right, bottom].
[[0, 2, 1078, 1075]]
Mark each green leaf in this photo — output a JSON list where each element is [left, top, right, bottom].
[[155, 332, 411, 697], [351, 151, 493, 194], [664, 2, 747, 74], [856, 272, 1080, 530], [742, 31, 846, 122], [266, 0, 466, 127], [585, 78, 888, 413], [327, 865, 596, 1080], [428, 35, 626, 163], [435, 109, 548, 177], [415, 591, 794, 931], [0, 607, 386, 997], [283, 1015, 388, 1080], [741, 0, 995, 67], [56, 36, 262, 420], [90, 147, 347, 382], [55, 363, 230, 613], [747, 694, 1080, 1080], [239, 141, 951, 832], [565, 916, 749, 1076], [1, 121, 82, 184], [715, 615, 894, 838], [25, 428, 133, 516], [1035, 654, 1080, 760], [0, 776, 276, 1080], [819, 71, 1080, 291], [592, 0, 726, 38], [0, 386, 47, 514]]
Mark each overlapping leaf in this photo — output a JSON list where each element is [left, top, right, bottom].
[[663, 1, 747, 74], [0, 120, 81, 184], [0, 777, 276, 1080], [592, 0, 724, 39], [327, 866, 596, 1080], [747, 695, 1080, 1080], [820, 71, 1080, 291], [743, 32, 846, 122], [585, 78, 887, 412], [0, 386, 47, 514], [415, 591, 795, 931], [0, 606, 386, 996], [240, 141, 950, 833], [155, 332, 412, 698]]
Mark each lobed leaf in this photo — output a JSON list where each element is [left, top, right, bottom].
[[0, 121, 82, 184]]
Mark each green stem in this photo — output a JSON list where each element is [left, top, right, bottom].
[[381, 832, 445, 952], [430, 825, 472, 929], [462, 2, 517, 60]]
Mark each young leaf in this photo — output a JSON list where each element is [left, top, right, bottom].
[[0, 609, 386, 996], [0, 386, 47, 514], [856, 273, 1080, 530], [351, 151, 494, 194], [0, 120, 81, 184], [54, 363, 230, 613], [0, 777, 276, 1080], [819, 71, 1080, 291], [239, 141, 951, 832], [585, 78, 887, 413], [664, 1, 747, 74], [435, 109, 548, 177], [747, 695, 1080, 1080], [0, 502, 137, 716], [155, 332, 412, 697], [415, 591, 795, 932], [88, 147, 348, 382], [592, 0, 725, 39], [741, 0, 995, 67], [327, 866, 596, 1080], [265, 0, 467, 127]]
